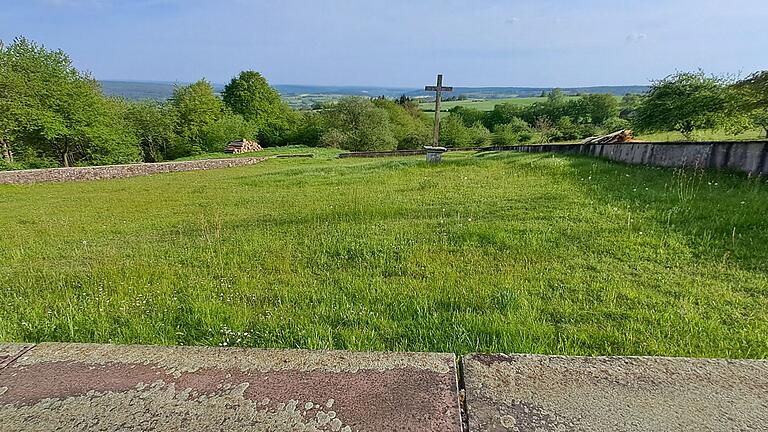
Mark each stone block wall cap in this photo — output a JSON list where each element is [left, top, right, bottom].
[[424, 146, 448, 152]]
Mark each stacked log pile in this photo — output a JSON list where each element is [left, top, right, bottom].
[[225, 139, 263, 154], [581, 129, 636, 145]]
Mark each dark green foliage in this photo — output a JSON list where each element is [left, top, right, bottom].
[[372, 99, 431, 149], [124, 101, 177, 162], [492, 118, 533, 145], [222, 71, 296, 146], [602, 117, 631, 133], [290, 112, 326, 147], [634, 72, 735, 139], [319, 97, 397, 151], [169, 80, 225, 154], [619, 94, 642, 119], [449, 106, 487, 128], [581, 93, 619, 125], [533, 117, 556, 143], [0, 37, 142, 168], [553, 117, 581, 141], [750, 109, 768, 138], [734, 71, 768, 111], [200, 114, 259, 153], [439, 116, 491, 148]]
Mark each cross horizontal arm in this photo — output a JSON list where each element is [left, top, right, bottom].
[[425, 86, 453, 92]]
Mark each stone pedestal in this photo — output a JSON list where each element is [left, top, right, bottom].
[[424, 146, 447, 163]]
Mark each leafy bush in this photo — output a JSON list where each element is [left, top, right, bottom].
[[290, 112, 326, 147], [492, 118, 534, 145], [320, 97, 396, 151], [467, 122, 491, 147], [373, 99, 431, 149], [200, 114, 259, 152], [554, 117, 581, 141], [439, 115, 470, 147], [601, 117, 631, 134]]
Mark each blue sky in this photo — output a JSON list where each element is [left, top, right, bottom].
[[2, 0, 767, 87]]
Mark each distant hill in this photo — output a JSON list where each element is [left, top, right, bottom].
[[99, 80, 649, 109]]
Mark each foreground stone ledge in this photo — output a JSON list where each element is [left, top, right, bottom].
[[463, 353, 768, 432], [0, 343, 462, 432], [0, 157, 268, 185]]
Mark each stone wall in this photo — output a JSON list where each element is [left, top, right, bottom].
[[0, 157, 268, 185], [484, 141, 768, 176], [338, 149, 428, 158]]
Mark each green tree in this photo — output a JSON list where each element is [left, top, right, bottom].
[[169, 79, 224, 155], [533, 117, 556, 143], [200, 114, 259, 152], [124, 100, 177, 162], [439, 115, 471, 147], [601, 117, 632, 133], [372, 99, 430, 149], [448, 106, 487, 128], [554, 116, 581, 141], [750, 109, 768, 138], [467, 122, 491, 147], [222, 71, 295, 146], [547, 88, 566, 105], [492, 118, 533, 145], [0, 37, 141, 167], [320, 97, 396, 151], [619, 94, 643, 119], [486, 102, 526, 129], [581, 93, 619, 125], [634, 72, 733, 139], [734, 71, 768, 110]]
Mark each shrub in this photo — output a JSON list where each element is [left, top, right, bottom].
[[601, 117, 631, 134], [467, 122, 491, 147], [372, 99, 431, 149], [553, 117, 581, 141], [200, 114, 259, 152], [492, 119, 534, 145], [439, 115, 470, 147], [320, 97, 397, 151]]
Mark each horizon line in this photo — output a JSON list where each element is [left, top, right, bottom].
[[98, 78, 650, 90]]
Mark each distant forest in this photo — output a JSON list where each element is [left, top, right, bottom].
[[100, 80, 650, 105]]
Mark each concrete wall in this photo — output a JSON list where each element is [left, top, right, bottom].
[[0, 157, 267, 185], [488, 141, 768, 176]]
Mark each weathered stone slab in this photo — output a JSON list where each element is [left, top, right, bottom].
[[0, 343, 461, 431], [463, 354, 768, 432], [0, 344, 34, 369]]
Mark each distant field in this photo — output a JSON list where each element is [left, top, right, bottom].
[[419, 96, 559, 113], [1, 148, 766, 358]]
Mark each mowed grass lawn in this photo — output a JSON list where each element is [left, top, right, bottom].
[[1, 150, 767, 358]]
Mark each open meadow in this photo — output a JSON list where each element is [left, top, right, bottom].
[[1, 149, 767, 358]]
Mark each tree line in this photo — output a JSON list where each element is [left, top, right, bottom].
[[0, 37, 300, 169], [443, 73, 767, 148], [1, 37, 766, 170]]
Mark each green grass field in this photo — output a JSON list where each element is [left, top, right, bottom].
[[418, 96, 563, 112], [1, 149, 767, 357]]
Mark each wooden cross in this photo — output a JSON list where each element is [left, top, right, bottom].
[[425, 74, 453, 147]]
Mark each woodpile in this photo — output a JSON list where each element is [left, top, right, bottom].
[[581, 129, 636, 145], [225, 139, 262, 154]]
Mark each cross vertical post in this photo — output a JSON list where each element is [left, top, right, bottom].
[[425, 74, 453, 147]]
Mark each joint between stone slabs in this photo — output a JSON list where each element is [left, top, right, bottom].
[[0, 344, 36, 370]]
